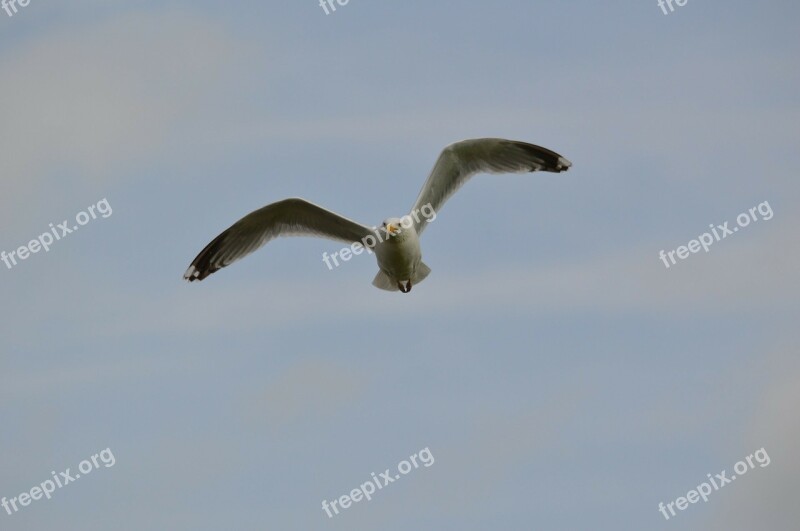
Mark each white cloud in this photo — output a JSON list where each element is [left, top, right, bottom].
[[0, 9, 240, 221], [244, 359, 365, 425], [705, 343, 800, 529]]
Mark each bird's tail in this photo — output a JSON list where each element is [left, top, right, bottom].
[[371, 262, 432, 292], [372, 270, 398, 291], [412, 262, 431, 284]]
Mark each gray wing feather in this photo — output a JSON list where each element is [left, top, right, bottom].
[[410, 138, 572, 235], [184, 198, 373, 281]]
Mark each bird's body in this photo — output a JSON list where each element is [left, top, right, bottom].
[[371, 217, 425, 292], [184, 138, 572, 293]]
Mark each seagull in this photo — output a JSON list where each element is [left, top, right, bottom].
[[183, 138, 572, 293]]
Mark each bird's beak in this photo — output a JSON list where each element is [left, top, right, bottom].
[[387, 223, 399, 235]]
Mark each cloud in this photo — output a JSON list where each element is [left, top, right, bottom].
[[704, 343, 800, 529], [0, 8, 240, 221], [13, 200, 791, 348], [243, 359, 365, 425]]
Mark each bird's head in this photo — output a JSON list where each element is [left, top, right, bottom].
[[381, 217, 405, 237]]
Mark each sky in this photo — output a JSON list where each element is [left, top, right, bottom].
[[1, 1, 798, 530]]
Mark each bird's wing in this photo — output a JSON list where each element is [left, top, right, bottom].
[[184, 198, 374, 281], [409, 138, 572, 235]]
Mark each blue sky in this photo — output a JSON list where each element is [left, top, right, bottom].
[[1, 1, 798, 530]]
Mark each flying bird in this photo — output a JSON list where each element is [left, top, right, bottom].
[[184, 138, 572, 292]]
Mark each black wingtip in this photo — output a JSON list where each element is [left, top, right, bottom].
[[513, 140, 572, 174]]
